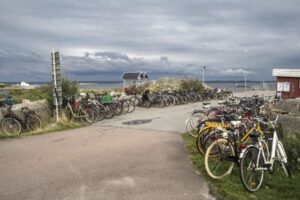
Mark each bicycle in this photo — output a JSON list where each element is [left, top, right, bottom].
[[239, 113, 291, 192], [1, 105, 42, 136], [64, 97, 96, 124], [204, 118, 270, 179]]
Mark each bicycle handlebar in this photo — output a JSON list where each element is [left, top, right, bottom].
[[254, 112, 288, 125]]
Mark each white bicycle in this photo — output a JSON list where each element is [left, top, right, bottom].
[[239, 113, 291, 192]]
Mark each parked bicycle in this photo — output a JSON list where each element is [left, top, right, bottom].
[[239, 113, 291, 192], [63, 97, 97, 124], [1, 105, 42, 136]]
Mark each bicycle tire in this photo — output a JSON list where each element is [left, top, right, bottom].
[[104, 104, 114, 119], [27, 113, 42, 131], [122, 101, 130, 114], [130, 96, 140, 106], [196, 127, 215, 155], [186, 118, 198, 137], [64, 107, 73, 120], [239, 146, 264, 192], [112, 101, 122, 116], [205, 138, 235, 179], [1, 117, 22, 136], [141, 99, 151, 108], [78, 107, 97, 125], [95, 104, 106, 121], [127, 100, 135, 113]]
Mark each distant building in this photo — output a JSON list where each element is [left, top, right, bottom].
[[121, 72, 149, 90], [272, 69, 300, 99]]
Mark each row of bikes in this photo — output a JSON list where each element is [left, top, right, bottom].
[[130, 89, 232, 108], [0, 88, 231, 136], [61, 89, 232, 124], [185, 95, 291, 192]]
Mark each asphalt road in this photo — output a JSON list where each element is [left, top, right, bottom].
[[0, 105, 214, 200], [0, 90, 274, 200]]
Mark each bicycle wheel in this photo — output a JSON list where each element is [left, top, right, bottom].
[[97, 104, 106, 121], [239, 146, 264, 192], [130, 96, 140, 106], [141, 99, 151, 108], [205, 138, 235, 179], [112, 102, 123, 116], [84, 106, 98, 123], [196, 127, 215, 155], [28, 113, 42, 131], [155, 96, 165, 108], [277, 141, 291, 177], [122, 101, 130, 114], [186, 117, 199, 138], [168, 95, 176, 106], [64, 107, 73, 120], [1, 118, 22, 136], [127, 100, 135, 113], [104, 104, 114, 119]]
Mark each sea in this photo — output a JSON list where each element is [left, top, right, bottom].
[[0, 80, 276, 95]]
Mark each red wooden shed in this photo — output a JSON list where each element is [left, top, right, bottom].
[[272, 69, 300, 99]]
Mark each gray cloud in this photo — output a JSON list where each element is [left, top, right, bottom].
[[0, 0, 300, 82]]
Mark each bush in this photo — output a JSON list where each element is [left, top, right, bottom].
[[62, 77, 78, 97], [179, 79, 204, 92]]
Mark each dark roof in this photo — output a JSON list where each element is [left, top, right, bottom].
[[121, 72, 149, 80]]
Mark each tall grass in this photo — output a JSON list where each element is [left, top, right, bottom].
[[182, 133, 300, 200]]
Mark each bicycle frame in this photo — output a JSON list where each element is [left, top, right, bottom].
[[240, 116, 287, 172], [65, 102, 86, 119], [3, 108, 31, 129], [254, 130, 287, 171]]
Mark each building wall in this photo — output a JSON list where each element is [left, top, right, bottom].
[[277, 77, 300, 99]]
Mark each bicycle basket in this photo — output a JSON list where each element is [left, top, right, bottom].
[[101, 95, 113, 104]]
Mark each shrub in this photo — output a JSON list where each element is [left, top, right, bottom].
[[61, 77, 78, 97], [179, 79, 204, 92]]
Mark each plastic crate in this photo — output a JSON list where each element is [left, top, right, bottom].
[[101, 95, 113, 104]]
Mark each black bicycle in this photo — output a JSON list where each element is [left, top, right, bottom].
[[1, 105, 42, 136]]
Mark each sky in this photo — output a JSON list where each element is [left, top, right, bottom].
[[0, 0, 300, 82]]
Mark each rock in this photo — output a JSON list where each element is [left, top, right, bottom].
[[0, 99, 51, 125], [275, 99, 300, 115], [274, 99, 300, 136]]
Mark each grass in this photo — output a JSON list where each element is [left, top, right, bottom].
[[0, 118, 85, 139], [182, 133, 300, 200]]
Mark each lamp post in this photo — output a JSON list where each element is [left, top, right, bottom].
[[202, 66, 206, 85], [201, 43, 207, 85], [243, 71, 247, 92], [243, 49, 248, 92]]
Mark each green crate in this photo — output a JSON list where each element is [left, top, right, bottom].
[[101, 95, 113, 104]]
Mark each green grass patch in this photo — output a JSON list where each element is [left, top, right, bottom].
[[0, 119, 85, 139], [182, 133, 300, 200]]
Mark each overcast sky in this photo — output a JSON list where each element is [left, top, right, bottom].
[[1, 0, 300, 82]]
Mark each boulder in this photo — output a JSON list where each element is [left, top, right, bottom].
[[0, 99, 51, 125]]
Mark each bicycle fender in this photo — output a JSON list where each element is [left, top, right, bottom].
[[239, 145, 257, 159]]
